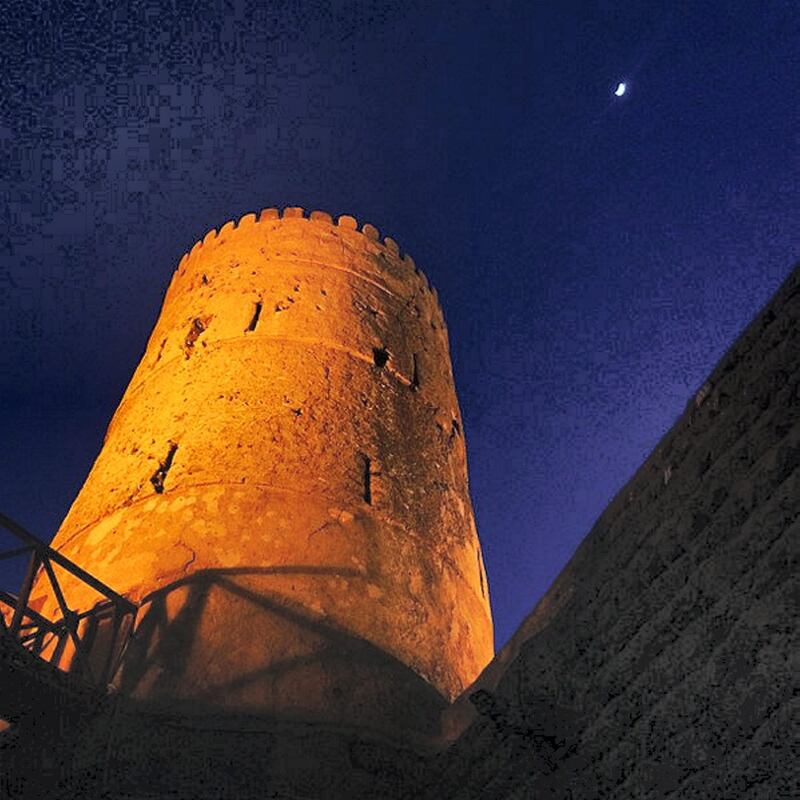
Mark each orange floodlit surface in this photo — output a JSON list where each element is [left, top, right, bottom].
[[27, 208, 493, 737]]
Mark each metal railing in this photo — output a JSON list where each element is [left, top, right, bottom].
[[0, 512, 138, 689]]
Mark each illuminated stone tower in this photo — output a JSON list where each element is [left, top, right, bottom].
[[30, 207, 493, 739]]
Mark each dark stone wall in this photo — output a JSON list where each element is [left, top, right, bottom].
[[1, 703, 433, 799], [430, 264, 800, 799]]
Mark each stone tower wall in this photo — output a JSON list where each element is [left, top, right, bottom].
[[429, 264, 799, 797], [29, 208, 493, 738]]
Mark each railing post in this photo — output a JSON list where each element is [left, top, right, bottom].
[[30, 628, 46, 656], [8, 551, 40, 637], [100, 606, 122, 686], [41, 556, 95, 683], [50, 630, 67, 666]]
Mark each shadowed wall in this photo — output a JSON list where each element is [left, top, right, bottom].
[[429, 263, 800, 798]]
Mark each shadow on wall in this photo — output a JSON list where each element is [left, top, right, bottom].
[[114, 566, 448, 744], [0, 564, 450, 799]]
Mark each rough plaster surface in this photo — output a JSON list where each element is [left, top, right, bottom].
[[26, 207, 493, 737], [428, 264, 800, 798]]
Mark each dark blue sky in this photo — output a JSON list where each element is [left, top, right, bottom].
[[1, 1, 798, 649]]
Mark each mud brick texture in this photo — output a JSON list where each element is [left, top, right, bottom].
[[427, 263, 800, 799]]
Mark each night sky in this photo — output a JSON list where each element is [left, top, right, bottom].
[[1, 2, 798, 650]]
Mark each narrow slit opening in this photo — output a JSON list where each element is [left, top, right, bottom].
[[246, 301, 262, 332], [362, 455, 372, 504], [411, 354, 420, 390], [373, 348, 389, 368], [150, 442, 178, 494]]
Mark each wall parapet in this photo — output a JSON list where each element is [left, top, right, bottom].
[[176, 207, 439, 313]]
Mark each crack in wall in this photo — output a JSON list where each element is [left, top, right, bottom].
[[178, 541, 197, 575]]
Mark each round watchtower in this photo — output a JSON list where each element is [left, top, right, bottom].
[[30, 208, 493, 739]]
